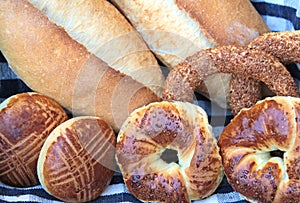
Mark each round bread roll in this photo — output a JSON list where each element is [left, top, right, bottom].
[[37, 116, 116, 203], [0, 92, 68, 187], [116, 101, 224, 202], [0, 0, 163, 131], [218, 96, 300, 202]]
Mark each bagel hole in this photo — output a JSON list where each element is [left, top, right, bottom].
[[161, 148, 178, 164], [270, 150, 284, 159]]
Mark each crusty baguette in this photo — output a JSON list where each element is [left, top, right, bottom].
[[28, 0, 164, 96], [111, 0, 269, 67], [111, 0, 270, 108], [0, 0, 161, 131]]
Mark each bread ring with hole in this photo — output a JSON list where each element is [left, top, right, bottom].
[[218, 96, 300, 202], [248, 30, 300, 64], [116, 101, 223, 202], [229, 74, 262, 114], [226, 30, 300, 114], [162, 45, 300, 114]]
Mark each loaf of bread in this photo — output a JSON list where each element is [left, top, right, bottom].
[[111, 0, 270, 107], [0, 0, 164, 131]]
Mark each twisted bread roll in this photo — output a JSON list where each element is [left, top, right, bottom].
[[218, 96, 300, 203], [111, 0, 270, 108], [0, 93, 68, 187], [163, 31, 300, 114], [116, 101, 223, 202], [0, 0, 164, 131]]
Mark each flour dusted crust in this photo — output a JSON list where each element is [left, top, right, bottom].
[[0, 93, 68, 187], [116, 101, 223, 202], [0, 0, 161, 131], [37, 116, 116, 202], [218, 96, 300, 202]]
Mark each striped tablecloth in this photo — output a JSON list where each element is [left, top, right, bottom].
[[0, 0, 299, 202]]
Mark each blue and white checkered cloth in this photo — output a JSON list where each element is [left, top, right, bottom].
[[0, 0, 299, 202]]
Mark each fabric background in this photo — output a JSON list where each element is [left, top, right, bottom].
[[0, 0, 299, 202]]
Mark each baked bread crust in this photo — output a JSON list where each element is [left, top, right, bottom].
[[218, 96, 300, 202], [111, 0, 270, 108], [163, 32, 300, 114], [116, 101, 223, 202], [0, 0, 161, 131], [0, 93, 68, 187], [28, 0, 164, 96], [175, 0, 269, 46], [37, 116, 116, 202], [111, 0, 269, 66], [249, 30, 300, 64]]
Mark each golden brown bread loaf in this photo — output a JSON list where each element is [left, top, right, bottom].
[[111, 0, 269, 66], [27, 0, 164, 96], [116, 101, 223, 202], [218, 96, 300, 203], [0, 92, 68, 187], [37, 116, 116, 202], [111, 0, 270, 107], [0, 0, 164, 131]]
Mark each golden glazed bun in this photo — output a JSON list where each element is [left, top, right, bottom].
[[111, 0, 270, 108], [0, 92, 68, 187], [37, 116, 116, 203], [116, 101, 223, 202], [0, 0, 163, 131], [218, 96, 300, 202]]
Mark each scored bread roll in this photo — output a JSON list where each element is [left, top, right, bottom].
[[37, 116, 116, 202], [111, 0, 270, 107], [0, 92, 68, 187], [0, 0, 163, 131]]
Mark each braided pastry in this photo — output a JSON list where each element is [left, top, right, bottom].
[[163, 31, 300, 114]]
